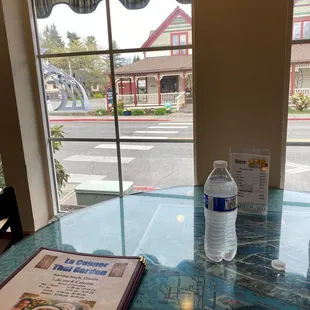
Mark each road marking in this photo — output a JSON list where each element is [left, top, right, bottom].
[[121, 136, 169, 139], [95, 144, 154, 150], [134, 130, 179, 134], [158, 122, 192, 125], [64, 155, 134, 163], [68, 174, 106, 183], [148, 126, 188, 129], [286, 162, 310, 174], [287, 138, 310, 143]]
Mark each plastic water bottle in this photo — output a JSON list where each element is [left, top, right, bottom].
[[204, 160, 238, 262]]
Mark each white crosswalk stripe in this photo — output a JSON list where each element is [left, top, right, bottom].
[[148, 126, 187, 129], [158, 122, 192, 125], [121, 136, 168, 139], [95, 144, 154, 150], [64, 155, 134, 163], [134, 130, 179, 134], [68, 174, 106, 183], [286, 162, 310, 174]]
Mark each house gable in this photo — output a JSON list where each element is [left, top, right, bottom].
[[141, 6, 192, 48]]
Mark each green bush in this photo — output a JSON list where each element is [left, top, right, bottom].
[[155, 108, 167, 115], [118, 108, 124, 116], [132, 109, 145, 116], [95, 109, 107, 116], [289, 93, 310, 111], [117, 99, 124, 110], [51, 125, 69, 193], [92, 93, 104, 99]]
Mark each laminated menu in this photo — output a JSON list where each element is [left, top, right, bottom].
[[0, 248, 146, 310], [230, 150, 270, 215]]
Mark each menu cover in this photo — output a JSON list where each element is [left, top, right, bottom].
[[0, 248, 146, 310]]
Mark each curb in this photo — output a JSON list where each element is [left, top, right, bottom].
[[49, 118, 171, 123], [288, 117, 310, 120]]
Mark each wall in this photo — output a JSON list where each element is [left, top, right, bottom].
[[0, 0, 54, 231], [147, 77, 158, 94], [194, 0, 293, 188]]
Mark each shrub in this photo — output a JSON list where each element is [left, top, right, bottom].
[[290, 93, 310, 111], [117, 99, 124, 110], [51, 125, 69, 193], [95, 109, 107, 116], [132, 109, 145, 116], [92, 93, 104, 99], [144, 108, 155, 115], [155, 108, 167, 115], [118, 108, 124, 116]]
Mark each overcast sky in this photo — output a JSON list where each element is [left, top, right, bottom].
[[37, 0, 192, 50]]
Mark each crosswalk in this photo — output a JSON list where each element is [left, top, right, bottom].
[[64, 122, 192, 183]]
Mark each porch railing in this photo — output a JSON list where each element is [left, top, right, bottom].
[[117, 92, 185, 110], [294, 88, 310, 96]]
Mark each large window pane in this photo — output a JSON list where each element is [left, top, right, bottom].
[[112, 51, 193, 138], [110, 0, 192, 49], [53, 141, 120, 211], [35, 2, 108, 54], [42, 56, 116, 138], [286, 146, 310, 192], [121, 143, 194, 192]]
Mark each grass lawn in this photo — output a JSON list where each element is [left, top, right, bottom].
[[288, 107, 310, 114]]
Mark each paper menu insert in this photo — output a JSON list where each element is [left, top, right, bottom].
[[230, 152, 269, 206], [0, 248, 145, 310]]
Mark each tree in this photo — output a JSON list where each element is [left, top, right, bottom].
[[132, 55, 141, 63], [112, 40, 126, 68], [39, 27, 110, 94], [66, 31, 81, 45], [41, 23, 64, 50]]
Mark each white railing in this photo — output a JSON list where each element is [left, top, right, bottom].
[[117, 92, 183, 108], [176, 91, 186, 110], [294, 88, 310, 96]]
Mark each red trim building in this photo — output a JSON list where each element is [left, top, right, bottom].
[[114, 6, 192, 107]]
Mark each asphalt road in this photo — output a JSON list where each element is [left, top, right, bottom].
[[51, 118, 310, 206]]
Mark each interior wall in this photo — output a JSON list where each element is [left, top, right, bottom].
[[194, 0, 293, 188], [0, 0, 55, 231]]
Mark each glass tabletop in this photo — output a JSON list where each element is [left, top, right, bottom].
[[1, 186, 310, 309]]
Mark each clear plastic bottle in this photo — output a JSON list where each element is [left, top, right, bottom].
[[204, 160, 238, 262]]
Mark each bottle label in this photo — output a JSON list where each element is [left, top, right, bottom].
[[204, 194, 237, 212]]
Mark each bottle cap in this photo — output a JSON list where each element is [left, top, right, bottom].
[[213, 160, 228, 168], [271, 260, 286, 271]]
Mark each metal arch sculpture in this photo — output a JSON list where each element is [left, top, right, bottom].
[[42, 59, 90, 111]]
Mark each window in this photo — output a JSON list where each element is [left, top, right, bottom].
[[171, 33, 188, 55], [287, 1, 310, 192], [293, 22, 301, 40], [32, 0, 193, 212], [304, 21, 310, 39]]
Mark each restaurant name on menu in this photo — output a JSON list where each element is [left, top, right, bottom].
[[0, 248, 145, 310]]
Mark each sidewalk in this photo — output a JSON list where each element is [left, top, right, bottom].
[[49, 115, 172, 122], [288, 114, 310, 120]]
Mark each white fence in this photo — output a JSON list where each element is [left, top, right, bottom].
[[294, 88, 310, 96], [117, 92, 186, 110]]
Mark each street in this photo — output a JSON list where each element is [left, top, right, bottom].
[[50, 116, 310, 206]]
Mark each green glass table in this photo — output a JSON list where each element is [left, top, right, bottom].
[[1, 186, 310, 309]]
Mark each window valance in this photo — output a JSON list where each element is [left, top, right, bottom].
[[35, 0, 192, 18]]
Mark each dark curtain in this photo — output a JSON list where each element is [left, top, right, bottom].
[[35, 0, 192, 18]]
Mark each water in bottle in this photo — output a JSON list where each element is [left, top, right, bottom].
[[204, 160, 238, 262]]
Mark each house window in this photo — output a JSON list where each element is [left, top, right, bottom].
[[304, 21, 310, 39], [171, 33, 188, 55], [32, 0, 193, 212], [293, 22, 301, 40]]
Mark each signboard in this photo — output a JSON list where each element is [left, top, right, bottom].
[[230, 149, 270, 215]]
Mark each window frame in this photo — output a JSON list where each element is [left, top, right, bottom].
[[31, 0, 194, 212], [170, 32, 189, 55]]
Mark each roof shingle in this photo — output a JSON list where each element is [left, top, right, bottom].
[[114, 55, 192, 76]]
